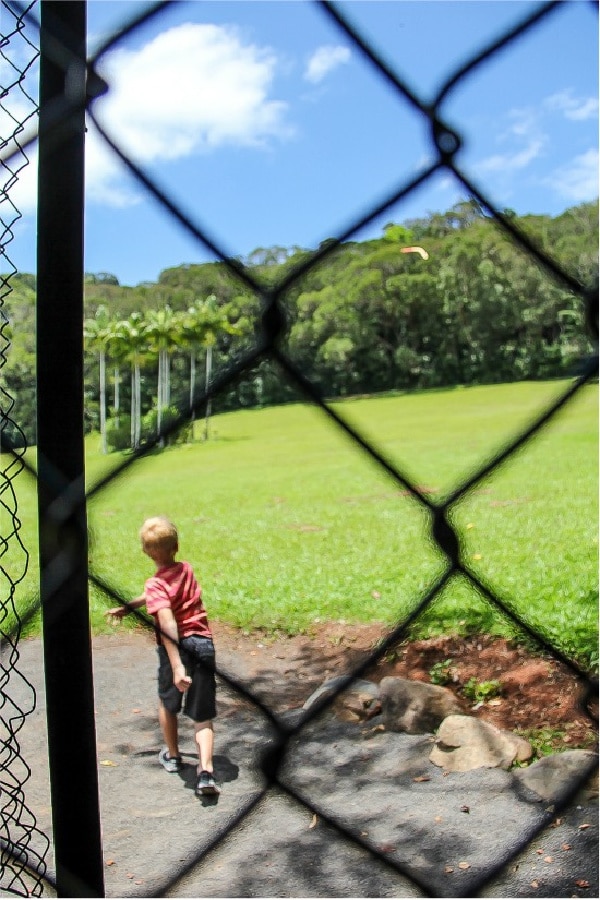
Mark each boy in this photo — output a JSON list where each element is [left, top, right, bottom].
[[106, 516, 219, 796]]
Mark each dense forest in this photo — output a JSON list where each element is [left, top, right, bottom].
[[1, 199, 597, 450]]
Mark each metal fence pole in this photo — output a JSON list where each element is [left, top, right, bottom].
[[36, 1, 105, 896]]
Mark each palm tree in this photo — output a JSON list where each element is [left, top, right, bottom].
[[181, 295, 242, 440], [83, 304, 112, 454], [145, 305, 181, 440], [111, 312, 148, 449]]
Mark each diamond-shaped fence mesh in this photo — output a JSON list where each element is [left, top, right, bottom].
[[1, 2, 50, 897], [0, 0, 598, 897]]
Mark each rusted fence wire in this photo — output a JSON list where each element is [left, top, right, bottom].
[[0, 0, 598, 896]]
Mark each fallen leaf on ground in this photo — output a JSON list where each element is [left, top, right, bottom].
[[544, 856, 553, 863], [131, 708, 141, 714], [309, 814, 318, 829], [458, 862, 471, 870], [413, 775, 430, 782], [578, 823, 591, 830], [460, 805, 470, 813], [575, 879, 590, 888], [100, 760, 118, 767], [444, 866, 454, 874], [530, 880, 539, 889], [105, 860, 115, 867], [379, 843, 397, 853], [561, 843, 572, 851]]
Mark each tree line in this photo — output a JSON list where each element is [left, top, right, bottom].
[[1, 199, 597, 450]]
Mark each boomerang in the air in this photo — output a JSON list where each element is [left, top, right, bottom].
[[400, 246, 429, 260]]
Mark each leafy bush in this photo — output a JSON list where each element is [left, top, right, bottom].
[[429, 659, 455, 685], [140, 407, 192, 446], [462, 677, 503, 704]]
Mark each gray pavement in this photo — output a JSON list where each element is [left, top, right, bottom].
[[2, 635, 598, 898]]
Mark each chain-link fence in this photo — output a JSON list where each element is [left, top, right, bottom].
[[1, 0, 598, 896], [1, 1, 51, 896]]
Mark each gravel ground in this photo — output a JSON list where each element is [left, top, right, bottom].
[[2, 631, 598, 898]]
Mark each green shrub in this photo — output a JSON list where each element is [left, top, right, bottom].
[[462, 677, 503, 703]]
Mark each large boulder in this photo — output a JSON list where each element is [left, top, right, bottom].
[[513, 749, 599, 802], [378, 676, 463, 734], [430, 714, 533, 771]]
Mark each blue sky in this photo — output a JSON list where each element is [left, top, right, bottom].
[[4, 0, 598, 286]]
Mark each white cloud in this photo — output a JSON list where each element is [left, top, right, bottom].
[[304, 45, 350, 84], [545, 148, 599, 202], [88, 22, 292, 205], [471, 102, 551, 181], [476, 139, 545, 174], [544, 89, 599, 121]]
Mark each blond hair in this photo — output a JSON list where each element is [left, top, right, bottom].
[[139, 516, 178, 556]]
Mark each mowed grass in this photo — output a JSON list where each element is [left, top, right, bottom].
[[6, 380, 598, 667]]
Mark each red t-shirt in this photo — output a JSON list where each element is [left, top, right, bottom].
[[145, 560, 212, 642]]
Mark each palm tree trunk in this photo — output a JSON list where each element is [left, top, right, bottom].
[[204, 344, 213, 441], [164, 349, 170, 407], [130, 364, 136, 448], [134, 362, 141, 448], [189, 351, 196, 420], [99, 350, 107, 454], [114, 367, 120, 428], [157, 351, 163, 439]]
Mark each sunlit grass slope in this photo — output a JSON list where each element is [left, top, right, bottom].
[[9, 380, 598, 666]]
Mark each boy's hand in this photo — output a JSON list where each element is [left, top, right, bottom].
[[173, 664, 192, 692], [105, 606, 127, 622]]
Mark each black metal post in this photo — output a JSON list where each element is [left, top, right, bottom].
[[37, 2, 105, 896]]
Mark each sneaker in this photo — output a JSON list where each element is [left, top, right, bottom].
[[196, 770, 220, 796], [159, 748, 182, 773]]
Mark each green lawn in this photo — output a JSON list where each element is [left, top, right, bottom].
[[5, 380, 598, 667]]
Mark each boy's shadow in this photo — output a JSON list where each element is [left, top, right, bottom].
[[179, 753, 239, 806]]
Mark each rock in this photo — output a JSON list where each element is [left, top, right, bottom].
[[430, 715, 533, 771], [513, 749, 599, 803], [302, 676, 380, 722], [378, 676, 462, 734]]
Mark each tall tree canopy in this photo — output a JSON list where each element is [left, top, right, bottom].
[[2, 200, 597, 448]]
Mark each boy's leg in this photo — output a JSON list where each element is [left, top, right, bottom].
[[159, 699, 179, 760], [157, 645, 183, 768], [194, 720, 219, 795], [194, 720, 214, 773]]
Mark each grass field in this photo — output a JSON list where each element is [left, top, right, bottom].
[[4, 380, 598, 667]]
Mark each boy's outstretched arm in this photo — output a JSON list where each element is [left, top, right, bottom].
[[105, 594, 146, 619], [156, 607, 192, 693]]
